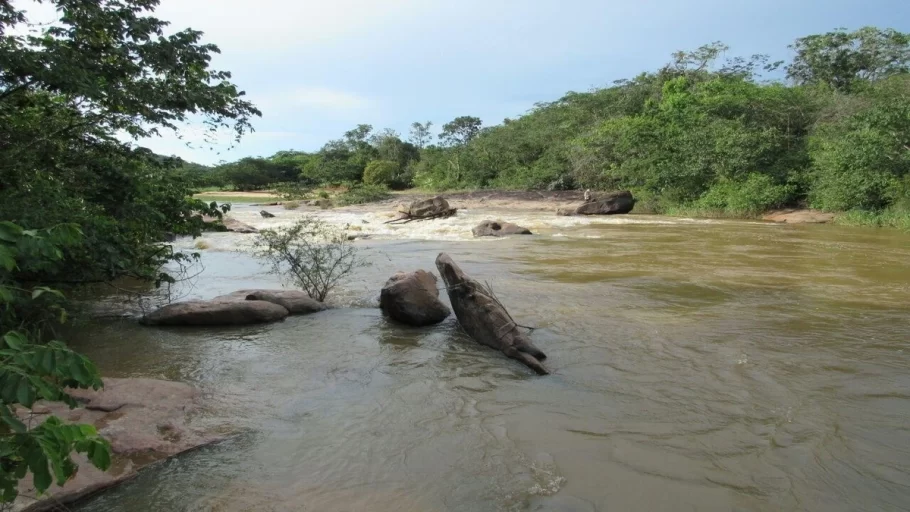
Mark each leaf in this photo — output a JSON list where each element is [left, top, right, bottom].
[[0, 286, 13, 302], [0, 245, 16, 272], [0, 405, 26, 434], [1, 375, 20, 404], [17, 378, 35, 408], [3, 331, 27, 351], [89, 442, 111, 470], [27, 448, 52, 493], [0, 221, 23, 242]]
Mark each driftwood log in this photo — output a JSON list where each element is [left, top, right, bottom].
[[435, 253, 548, 375]]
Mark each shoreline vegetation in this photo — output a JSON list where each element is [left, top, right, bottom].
[[192, 188, 903, 228], [182, 27, 910, 230]]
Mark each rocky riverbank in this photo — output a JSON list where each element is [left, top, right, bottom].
[[14, 378, 219, 512]]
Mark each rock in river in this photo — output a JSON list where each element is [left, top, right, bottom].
[[201, 215, 259, 233], [472, 220, 532, 237], [217, 289, 328, 315], [380, 270, 451, 326], [260, 210, 276, 218], [556, 190, 635, 216], [436, 253, 548, 375], [396, 196, 456, 220], [14, 378, 219, 512], [141, 299, 289, 326], [762, 209, 835, 224]]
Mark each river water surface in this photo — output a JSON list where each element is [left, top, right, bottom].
[[71, 204, 910, 511]]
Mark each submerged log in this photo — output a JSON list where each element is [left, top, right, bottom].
[[435, 253, 548, 375]]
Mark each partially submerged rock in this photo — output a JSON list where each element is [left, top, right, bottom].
[[556, 190, 635, 216], [141, 289, 328, 326], [236, 289, 327, 315], [201, 215, 259, 233], [435, 253, 548, 375], [388, 196, 457, 224], [141, 299, 289, 326], [762, 209, 834, 224], [259, 210, 276, 218], [14, 378, 218, 512], [472, 220, 532, 237], [380, 270, 451, 326]]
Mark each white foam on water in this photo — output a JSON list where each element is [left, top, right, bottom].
[[178, 205, 753, 252]]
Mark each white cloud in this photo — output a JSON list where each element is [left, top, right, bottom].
[[155, 0, 430, 53], [289, 87, 370, 110]]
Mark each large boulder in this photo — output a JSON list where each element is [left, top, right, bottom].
[[140, 299, 289, 326], [556, 190, 635, 216], [472, 220, 532, 237], [259, 210, 276, 218], [436, 253, 548, 375], [380, 270, 451, 326], [14, 378, 219, 512], [400, 196, 456, 219]]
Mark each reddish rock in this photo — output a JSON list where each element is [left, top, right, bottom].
[[14, 378, 218, 512], [762, 209, 835, 224]]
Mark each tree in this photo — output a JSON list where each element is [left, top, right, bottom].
[[409, 121, 433, 149], [363, 159, 400, 187], [787, 27, 910, 92], [439, 116, 482, 146], [0, 0, 258, 500], [253, 218, 365, 302]]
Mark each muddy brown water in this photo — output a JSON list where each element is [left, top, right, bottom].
[[70, 205, 910, 511]]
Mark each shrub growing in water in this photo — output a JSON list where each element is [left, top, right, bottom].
[[252, 218, 365, 301]]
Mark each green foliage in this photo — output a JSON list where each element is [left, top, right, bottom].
[[439, 116, 483, 147], [334, 184, 392, 206], [808, 76, 910, 211], [697, 174, 795, 216], [252, 218, 365, 301], [362, 160, 401, 187], [0, 0, 259, 500], [0, 224, 112, 502], [787, 27, 910, 92]]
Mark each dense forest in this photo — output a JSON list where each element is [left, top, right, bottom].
[[187, 27, 910, 223]]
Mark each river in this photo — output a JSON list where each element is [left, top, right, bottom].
[[70, 203, 910, 511]]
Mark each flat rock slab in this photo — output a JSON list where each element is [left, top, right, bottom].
[[472, 220, 532, 237], [762, 209, 835, 224], [14, 378, 217, 512], [141, 299, 289, 326], [380, 270, 451, 326]]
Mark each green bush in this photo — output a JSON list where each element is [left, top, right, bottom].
[[363, 160, 400, 187], [334, 184, 392, 206], [809, 87, 910, 211], [697, 174, 795, 215]]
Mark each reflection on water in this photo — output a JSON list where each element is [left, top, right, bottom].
[[72, 205, 910, 511]]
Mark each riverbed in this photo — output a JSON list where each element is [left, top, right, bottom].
[[70, 202, 910, 511]]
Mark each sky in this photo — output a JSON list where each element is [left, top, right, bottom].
[[22, 0, 910, 165]]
